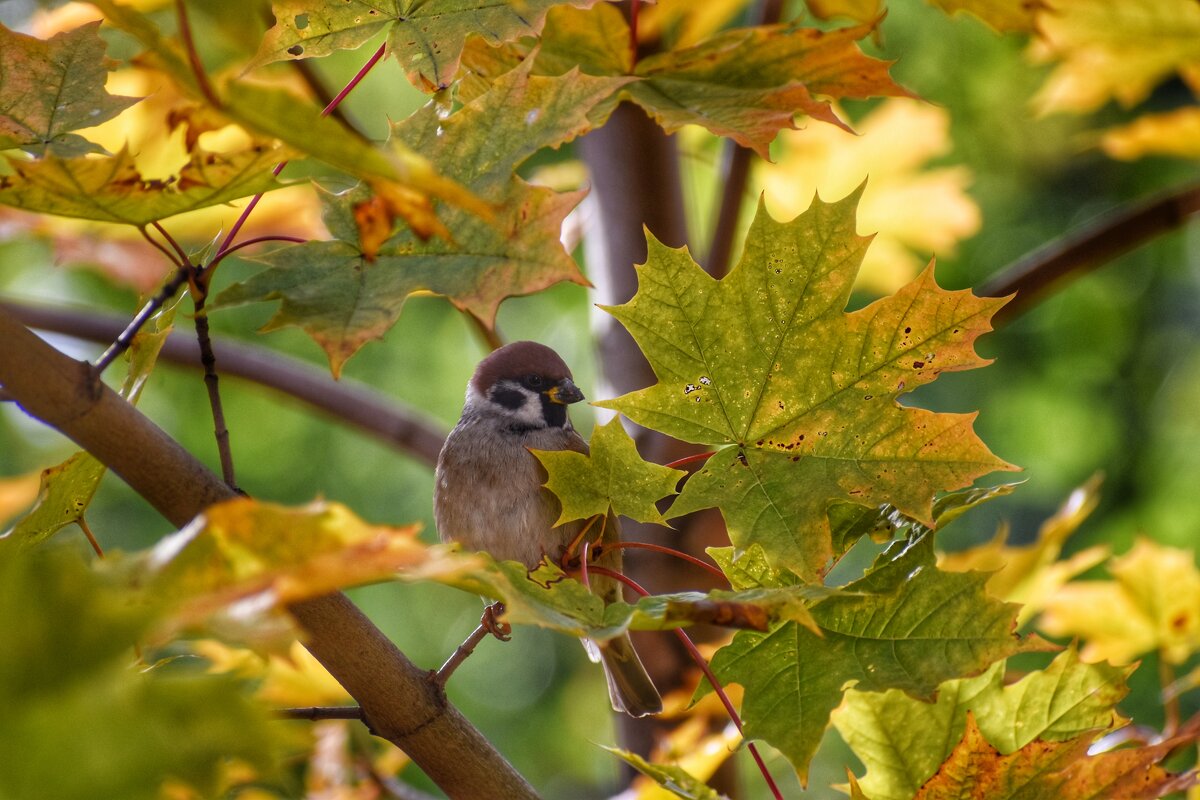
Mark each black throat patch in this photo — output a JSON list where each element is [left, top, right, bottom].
[[539, 393, 568, 428]]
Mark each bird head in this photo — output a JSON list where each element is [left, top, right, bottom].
[[466, 341, 585, 430]]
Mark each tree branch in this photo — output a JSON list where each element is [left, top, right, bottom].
[[0, 299, 447, 468], [0, 306, 538, 800], [982, 180, 1200, 325]]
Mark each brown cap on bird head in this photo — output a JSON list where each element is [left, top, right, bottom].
[[470, 341, 575, 395]]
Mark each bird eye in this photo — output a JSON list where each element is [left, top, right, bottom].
[[523, 374, 544, 389]]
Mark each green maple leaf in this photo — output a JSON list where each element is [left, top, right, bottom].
[[0, 145, 286, 226], [218, 62, 623, 373], [598, 188, 1016, 578], [0, 21, 140, 156], [834, 648, 1131, 800], [697, 534, 1049, 784], [251, 0, 595, 91], [4, 299, 176, 549], [532, 418, 685, 526]]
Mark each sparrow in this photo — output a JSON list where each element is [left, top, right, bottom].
[[434, 341, 662, 717]]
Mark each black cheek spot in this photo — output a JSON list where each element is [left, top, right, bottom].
[[491, 387, 525, 410]]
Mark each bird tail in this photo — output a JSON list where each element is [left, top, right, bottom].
[[599, 634, 663, 718]]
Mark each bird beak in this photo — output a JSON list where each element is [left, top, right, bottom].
[[546, 379, 584, 405]]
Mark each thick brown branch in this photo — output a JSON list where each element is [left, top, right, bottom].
[[0, 299, 447, 468], [982, 181, 1200, 325], [0, 307, 538, 800]]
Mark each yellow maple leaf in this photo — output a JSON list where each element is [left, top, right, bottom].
[[758, 98, 979, 294], [1030, 0, 1200, 115], [1040, 538, 1200, 665], [1101, 107, 1200, 160]]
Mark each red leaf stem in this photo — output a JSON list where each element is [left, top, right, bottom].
[[175, 0, 221, 110], [607, 541, 727, 583], [151, 221, 189, 265], [661, 451, 715, 471], [589, 565, 785, 800], [213, 43, 387, 262], [138, 226, 182, 268]]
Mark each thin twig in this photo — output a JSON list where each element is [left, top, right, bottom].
[[591, 565, 785, 800], [1, 299, 449, 467], [704, 0, 785, 278], [435, 622, 491, 686], [92, 267, 191, 374], [174, 0, 221, 109], [190, 277, 238, 489], [982, 180, 1200, 326], [278, 706, 365, 721]]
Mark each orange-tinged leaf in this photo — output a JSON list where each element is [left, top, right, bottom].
[[1041, 537, 1200, 664], [534, 5, 914, 157], [252, 0, 598, 91], [1031, 0, 1200, 115], [914, 714, 1087, 799], [914, 714, 1196, 799], [0, 144, 288, 226], [601, 189, 1015, 578], [218, 62, 613, 373], [760, 98, 981, 294], [0, 21, 140, 155], [352, 194, 391, 262], [1100, 106, 1200, 160]]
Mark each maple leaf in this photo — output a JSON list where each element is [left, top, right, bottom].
[[759, 98, 981, 294], [1030, 0, 1200, 116], [532, 418, 685, 526], [698, 534, 1048, 784], [835, 648, 1131, 800], [598, 188, 1015, 579], [251, 0, 596, 91], [3, 298, 176, 550], [0, 145, 287, 226], [910, 714, 1195, 800], [1040, 537, 1200, 665], [925, 0, 1043, 33], [804, 0, 885, 25], [0, 21, 140, 156], [939, 476, 1108, 626], [1100, 106, 1200, 160], [530, 4, 913, 158], [603, 746, 726, 800], [218, 62, 618, 374]]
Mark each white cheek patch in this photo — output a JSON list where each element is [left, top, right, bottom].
[[477, 381, 546, 428]]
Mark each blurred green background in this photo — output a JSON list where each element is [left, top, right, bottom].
[[2, 1, 1199, 797]]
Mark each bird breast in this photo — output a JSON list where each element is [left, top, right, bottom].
[[434, 417, 585, 568]]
